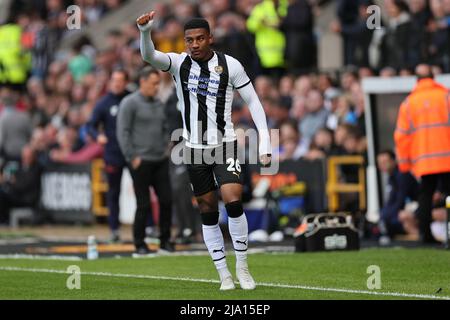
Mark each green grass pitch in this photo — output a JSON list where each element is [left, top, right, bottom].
[[0, 248, 449, 300]]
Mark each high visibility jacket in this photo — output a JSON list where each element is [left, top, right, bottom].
[[246, 0, 287, 69], [0, 24, 30, 84], [394, 78, 450, 177]]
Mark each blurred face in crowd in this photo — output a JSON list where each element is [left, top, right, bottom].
[[255, 76, 274, 99], [294, 76, 312, 97], [408, 0, 427, 13], [334, 125, 349, 146], [290, 96, 306, 121], [47, 0, 62, 11], [271, 104, 290, 126], [306, 90, 324, 113], [340, 72, 358, 91], [57, 128, 76, 151], [444, 0, 450, 13], [399, 68, 413, 76], [44, 124, 58, 145], [350, 83, 365, 113], [280, 122, 299, 144], [380, 67, 396, 78], [377, 152, 396, 174], [344, 135, 359, 154], [279, 75, 294, 96], [430, 0, 445, 18], [140, 72, 161, 98], [317, 74, 333, 93], [387, 0, 402, 17], [184, 28, 213, 61], [314, 129, 333, 150], [358, 67, 373, 79], [67, 108, 83, 128], [109, 71, 128, 95], [165, 20, 183, 39], [30, 128, 47, 151], [71, 83, 86, 104]]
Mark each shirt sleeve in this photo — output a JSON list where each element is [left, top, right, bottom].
[[116, 97, 136, 162], [86, 101, 104, 140], [237, 82, 272, 156], [394, 100, 412, 173], [140, 29, 181, 74], [228, 56, 251, 90]]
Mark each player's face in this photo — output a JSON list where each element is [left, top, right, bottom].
[[184, 28, 213, 61]]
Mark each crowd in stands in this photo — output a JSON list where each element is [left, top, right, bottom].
[[0, 0, 449, 241]]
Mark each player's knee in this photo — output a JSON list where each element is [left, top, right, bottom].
[[197, 197, 217, 213], [201, 211, 219, 225], [225, 200, 243, 218]]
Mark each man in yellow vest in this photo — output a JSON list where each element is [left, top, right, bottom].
[[0, 23, 31, 87], [247, 0, 288, 79]]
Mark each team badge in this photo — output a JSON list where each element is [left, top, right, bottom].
[[214, 65, 223, 74]]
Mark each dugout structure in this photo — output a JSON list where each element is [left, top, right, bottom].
[[362, 74, 450, 223]]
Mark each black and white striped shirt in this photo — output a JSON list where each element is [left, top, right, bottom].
[[165, 51, 251, 149]]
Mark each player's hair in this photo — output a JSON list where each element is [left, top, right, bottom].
[[184, 18, 210, 33], [138, 66, 159, 81]]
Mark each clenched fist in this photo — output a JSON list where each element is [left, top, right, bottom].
[[136, 11, 155, 31]]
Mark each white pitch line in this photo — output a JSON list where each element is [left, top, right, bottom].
[[0, 266, 448, 300], [0, 254, 82, 261]]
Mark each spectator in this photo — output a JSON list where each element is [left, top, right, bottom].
[[0, 89, 32, 163], [324, 88, 342, 130], [247, 0, 288, 79], [306, 127, 334, 160], [299, 89, 329, 142], [339, 67, 359, 94], [214, 13, 259, 79], [379, 0, 413, 70], [278, 74, 295, 108], [332, 0, 374, 67], [407, 0, 432, 68], [0, 14, 31, 87], [274, 119, 308, 161], [428, 0, 450, 71], [86, 69, 130, 243], [68, 38, 94, 83], [376, 149, 419, 239], [0, 145, 42, 225], [349, 82, 366, 135], [254, 75, 278, 100], [379, 66, 397, 78], [293, 75, 313, 98], [270, 98, 290, 129], [280, 0, 316, 75], [154, 18, 185, 54], [398, 191, 448, 242]]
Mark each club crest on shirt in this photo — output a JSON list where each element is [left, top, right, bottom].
[[110, 105, 119, 116], [214, 65, 223, 74]]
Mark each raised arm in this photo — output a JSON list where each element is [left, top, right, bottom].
[[137, 11, 172, 72]]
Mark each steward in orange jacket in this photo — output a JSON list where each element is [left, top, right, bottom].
[[395, 78, 450, 177], [394, 64, 450, 243]]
